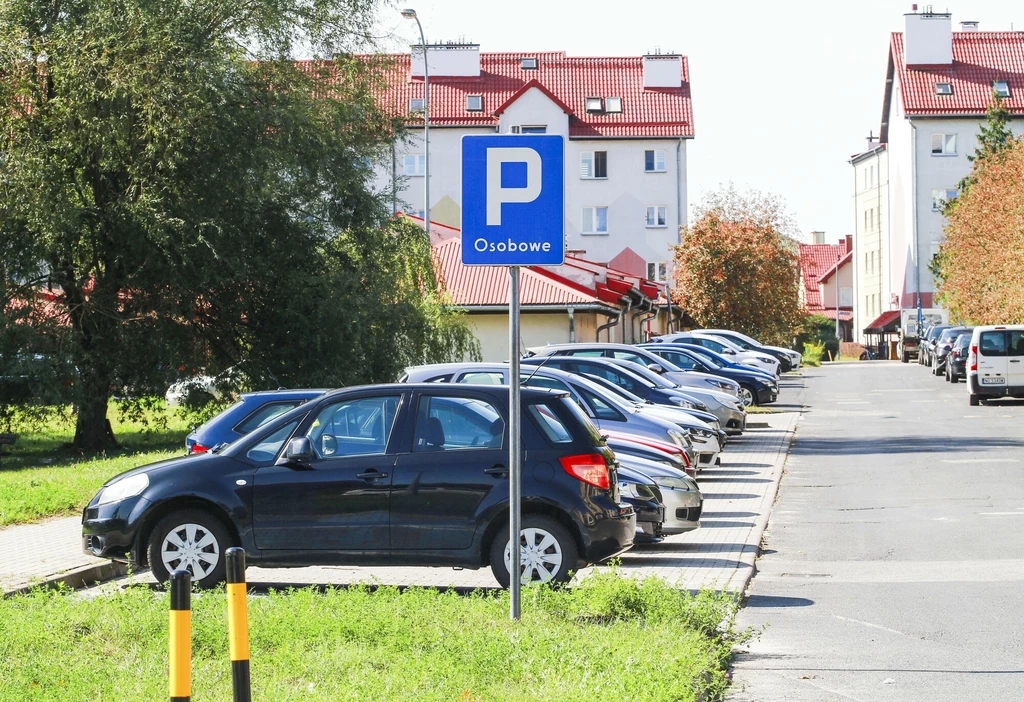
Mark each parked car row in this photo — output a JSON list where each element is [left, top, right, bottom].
[[917, 323, 1024, 406], [85, 331, 793, 589]]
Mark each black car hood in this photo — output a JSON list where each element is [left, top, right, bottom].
[[100, 452, 216, 487]]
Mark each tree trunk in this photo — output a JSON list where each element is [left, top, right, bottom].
[[73, 362, 118, 452]]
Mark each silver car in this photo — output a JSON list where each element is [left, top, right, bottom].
[[400, 363, 694, 455], [526, 343, 746, 430], [616, 454, 702, 534]]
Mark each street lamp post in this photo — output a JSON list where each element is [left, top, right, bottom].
[[401, 9, 429, 238], [835, 245, 841, 343]]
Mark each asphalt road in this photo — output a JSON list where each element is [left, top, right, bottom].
[[730, 361, 1024, 701]]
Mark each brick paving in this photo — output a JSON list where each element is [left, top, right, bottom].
[[2, 406, 799, 595]]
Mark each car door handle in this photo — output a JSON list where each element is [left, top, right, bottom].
[[1011, 360, 1021, 363], [484, 464, 509, 476], [357, 470, 388, 480]]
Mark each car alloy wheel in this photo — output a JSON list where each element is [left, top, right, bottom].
[[147, 508, 232, 588], [161, 523, 221, 580], [489, 515, 577, 588], [506, 527, 563, 584], [738, 386, 755, 407]]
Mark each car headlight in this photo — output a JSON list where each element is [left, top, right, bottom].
[[670, 397, 696, 409], [666, 428, 688, 448], [96, 473, 149, 506], [758, 356, 774, 364], [618, 481, 640, 498]]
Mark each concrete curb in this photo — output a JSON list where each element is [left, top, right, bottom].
[[729, 408, 803, 598], [3, 560, 128, 598]]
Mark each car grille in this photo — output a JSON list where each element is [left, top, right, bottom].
[[676, 504, 703, 521]]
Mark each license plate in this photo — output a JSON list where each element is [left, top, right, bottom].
[[981, 377, 1006, 385]]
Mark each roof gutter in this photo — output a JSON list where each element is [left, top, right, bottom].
[[596, 306, 622, 342], [461, 303, 617, 313]]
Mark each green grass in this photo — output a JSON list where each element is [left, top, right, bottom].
[[745, 405, 786, 414], [0, 404, 189, 527], [0, 571, 748, 701]]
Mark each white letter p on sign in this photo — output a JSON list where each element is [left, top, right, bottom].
[[486, 147, 542, 226]]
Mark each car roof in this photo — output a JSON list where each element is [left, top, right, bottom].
[[240, 389, 330, 400]]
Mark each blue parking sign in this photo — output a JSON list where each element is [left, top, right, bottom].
[[461, 134, 565, 266]]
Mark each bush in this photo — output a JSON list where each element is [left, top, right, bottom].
[[802, 341, 824, 367], [795, 315, 839, 360]]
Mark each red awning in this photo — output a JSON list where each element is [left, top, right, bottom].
[[863, 310, 901, 334]]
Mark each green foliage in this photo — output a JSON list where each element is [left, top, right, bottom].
[[795, 314, 839, 359], [0, 403, 188, 526], [0, 0, 476, 451], [0, 574, 744, 701], [672, 185, 804, 346], [801, 341, 824, 367]]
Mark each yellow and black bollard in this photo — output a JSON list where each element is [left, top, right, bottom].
[[169, 569, 191, 702], [226, 547, 252, 702]]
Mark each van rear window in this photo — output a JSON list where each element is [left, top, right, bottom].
[[979, 331, 1007, 357]]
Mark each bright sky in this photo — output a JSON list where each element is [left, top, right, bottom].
[[376, 0, 1021, 244]]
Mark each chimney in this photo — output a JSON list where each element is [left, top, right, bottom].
[[960, 21, 979, 31], [812, 231, 826, 244], [904, 9, 953, 66], [844, 235, 853, 255], [411, 42, 480, 78], [643, 54, 683, 88]]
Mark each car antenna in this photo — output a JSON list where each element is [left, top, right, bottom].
[[521, 340, 557, 386]]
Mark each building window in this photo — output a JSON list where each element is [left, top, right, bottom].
[[931, 188, 958, 211], [580, 151, 608, 178], [605, 97, 623, 113], [935, 82, 953, 95], [466, 95, 483, 112], [992, 80, 1011, 98], [644, 150, 666, 172], [645, 206, 667, 228], [863, 210, 868, 232], [409, 98, 425, 112], [520, 125, 547, 134], [931, 133, 957, 155], [404, 154, 425, 176], [520, 57, 538, 70], [647, 262, 668, 282], [582, 207, 608, 235], [585, 97, 604, 113]]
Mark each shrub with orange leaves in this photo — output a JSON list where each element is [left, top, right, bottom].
[[671, 187, 804, 346], [935, 138, 1024, 324]]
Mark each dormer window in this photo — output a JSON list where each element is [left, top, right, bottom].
[[408, 98, 425, 112], [585, 97, 604, 113], [935, 82, 953, 96], [466, 95, 483, 112], [993, 80, 1011, 98], [605, 97, 622, 113], [520, 57, 538, 70]]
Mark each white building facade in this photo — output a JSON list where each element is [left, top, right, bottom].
[[855, 10, 1024, 341], [372, 47, 694, 279]]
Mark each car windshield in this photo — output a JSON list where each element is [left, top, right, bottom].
[[582, 374, 646, 404], [686, 347, 727, 368]]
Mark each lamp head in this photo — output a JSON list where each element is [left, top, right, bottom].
[[400, 8, 417, 18]]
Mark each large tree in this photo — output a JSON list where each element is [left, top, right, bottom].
[[0, 0, 476, 449], [671, 186, 804, 346], [934, 137, 1024, 325]]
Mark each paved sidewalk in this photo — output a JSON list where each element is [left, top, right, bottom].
[[3, 408, 798, 595], [0, 516, 109, 593]]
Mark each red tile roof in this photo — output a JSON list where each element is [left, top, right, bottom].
[[433, 238, 610, 307], [798, 244, 842, 311], [352, 52, 693, 138], [818, 251, 854, 285], [891, 31, 1024, 116]]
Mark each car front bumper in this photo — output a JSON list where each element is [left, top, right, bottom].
[[81, 496, 152, 562], [724, 409, 747, 435], [657, 487, 702, 534]]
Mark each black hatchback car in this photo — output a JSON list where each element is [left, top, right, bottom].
[[82, 384, 636, 588]]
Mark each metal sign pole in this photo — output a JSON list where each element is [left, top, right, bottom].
[[508, 264, 522, 621]]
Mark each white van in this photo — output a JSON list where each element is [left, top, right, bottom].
[[966, 325, 1024, 406]]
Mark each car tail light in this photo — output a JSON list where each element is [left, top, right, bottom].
[[191, 444, 211, 454], [969, 345, 978, 372], [559, 453, 610, 489]]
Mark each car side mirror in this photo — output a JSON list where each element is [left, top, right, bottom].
[[277, 437, 313, 466], [646, 363, 664, 374]]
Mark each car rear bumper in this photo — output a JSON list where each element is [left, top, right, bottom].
[[578, 501, 637, 563], [968, 375, 1024, 397]]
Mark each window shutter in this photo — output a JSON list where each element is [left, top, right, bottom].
[[580, 152, 593, 178], [931, 134, 943, 153]]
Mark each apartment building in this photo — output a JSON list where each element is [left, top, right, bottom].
[[371, 44, 694, 279]]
